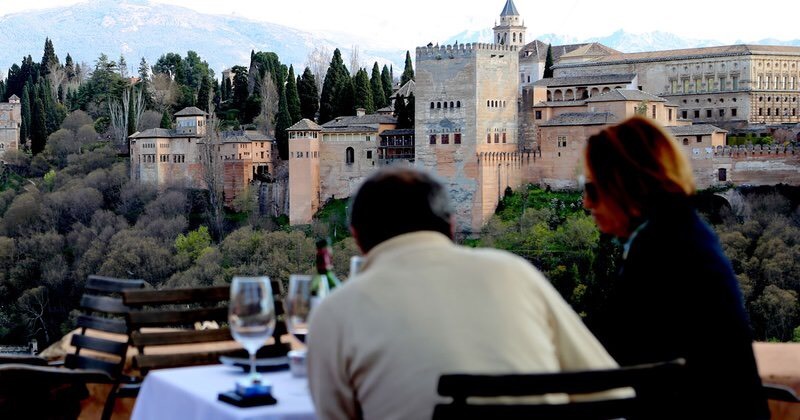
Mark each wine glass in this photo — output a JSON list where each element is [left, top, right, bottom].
[[229, 276, 275, 380], [286, 275, 313, 343]]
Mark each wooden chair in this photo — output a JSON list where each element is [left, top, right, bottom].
[[764, 382, 800, 403], [0, 363, 114, 420], [433, 358, 686, 420], [122, 279, 290, 377], [68, 275, 147, 420]]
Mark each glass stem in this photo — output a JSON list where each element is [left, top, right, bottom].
[[250, 351, 257, 378]]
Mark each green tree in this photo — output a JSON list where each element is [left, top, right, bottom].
[[20, 83, 31, 145], [381, 64, 393, 104], [40, 38, 59, 76], [298, 67, 319, 120], [231, 65, 249, 116], [175, 226, 212, 263], [138, 57, 153, 109], [319, 49, 354, 124], [353, 68, 374, 114], [396, 94, 414, 129], [370, 62, 387, 110], [160, 110, 171, 129], [634, 100, 649, 116], [400, 50, 414, 86], [275, 79, 292, 160], [544, 44, 554, 78], [285, 65, 301, 123], [31, 90, 47, 155], [197, 74, 211, 111]]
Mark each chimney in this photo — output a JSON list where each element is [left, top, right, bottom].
[[356, 108, 366, 117]]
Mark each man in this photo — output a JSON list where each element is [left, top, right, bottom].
[[307, 168, 618, 419]]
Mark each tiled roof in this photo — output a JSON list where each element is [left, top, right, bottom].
[[323, 125, 381, 133], [559, 43, 621, 60], [540, 112, 618, 126], [585, 89, 667, 103], [129, 128, 174, 139], [533, 73, 636, 87], [174, 107, 208, 117], [243, 130, 275, 141], [520, 40, 589, 61], [500, 0, 519, 16], [380, 129, 415, 137], [321, 114, 397, 128], [288, 118, 323, 131], [555, 44, 800, 68], [668, 124, 728, 136], [393, 80, 415, 98], [533, 100, 587, 107]]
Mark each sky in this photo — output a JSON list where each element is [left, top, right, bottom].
[[0, 0, 798, 49]]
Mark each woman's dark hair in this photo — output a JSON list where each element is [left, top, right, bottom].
[[349, 168, 453, 252]]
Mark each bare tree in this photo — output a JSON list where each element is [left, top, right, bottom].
[[76, 61, 90, 84], [150, 73, 178, 112], [198, 100, 225, 239], [109, 87, 145, 150], [306, 45, 330, 98], [254, 72, 279, 136], [46, 63, 66, 103], [18, 286, 50, 344], [349, 45, 362, 75]]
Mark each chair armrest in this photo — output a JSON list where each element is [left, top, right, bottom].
[[48, 359, 65, 367], [0, 364, 115, 386], [763, 383, 800, 403]]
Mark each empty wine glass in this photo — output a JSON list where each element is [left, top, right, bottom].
[[286, 275, 313, 343], [229, 276, 275, 379]]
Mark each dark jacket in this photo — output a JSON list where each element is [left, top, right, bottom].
[[591, 201, 769, 419]]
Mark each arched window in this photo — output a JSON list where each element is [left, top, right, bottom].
[[443, 102, 448, 108], [346, 147, 354, 164], [513, 33, 516, 43], [456, 101, 461, 108], [437, 102, 441, 109], [683, 138, 689, 145], [450, 101, 454, 108], [430, 102, 434, 109]]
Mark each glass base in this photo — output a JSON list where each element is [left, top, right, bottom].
[[235, 376, 272, 397]]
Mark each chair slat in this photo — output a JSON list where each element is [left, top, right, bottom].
[[64, 354, 120, 378], [434, 397, 639, 419], [70, 334, 128, 358], [134, 349, 238, 372], [130, 328, 232, 347], [123, 286, 229, 306], [86, 275, 146, 293], [127, 307, 228, 328], [80, 295, 129, 315], [76, 314, 128, 335]]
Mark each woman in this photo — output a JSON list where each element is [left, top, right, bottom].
[[583, 116, 768, 418]]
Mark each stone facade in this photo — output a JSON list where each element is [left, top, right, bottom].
[[0, 95, 21, 159], [552, 45, 800, 127]]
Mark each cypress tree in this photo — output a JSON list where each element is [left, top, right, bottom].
[[65, 54, 76, 81], [381, 64, 393, 104], [401, 51, 414, 86], [394, 94, 406, 126], [138, 57, 154, 109], [370, 62, 386, 110], [354, 69, 374, 114], [395, 94, 414, 129], [160, 110, 171, 129], [544, 44, 554, 78], [197, 75, 211, 111], [298, 67, 318, 121], [275, 82, 291, 160], [224, 78, 232, 101], [336, 62, 355, 119], [319, 49, 345, 124], [285, 65, 301, 123], [20, 84, 31, 144], [31, 88, 47, 155], [0, 81, 5, 103], [40, 38, 58, 76]]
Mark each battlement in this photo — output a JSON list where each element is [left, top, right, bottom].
[[695, 144, 798, 158], [416, 43, 518, 62], [477, 150, 540, 162]]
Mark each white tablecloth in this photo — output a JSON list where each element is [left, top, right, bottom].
[[131, 364, 316, 420]]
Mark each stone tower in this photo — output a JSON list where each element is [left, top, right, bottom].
[[288, 119, 323, 225], [493, 0, 526, 47], [415, 43, 520, 233], [0, 94, 21, 158]]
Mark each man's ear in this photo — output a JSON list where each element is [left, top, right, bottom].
[[351, 226, 367, 254]]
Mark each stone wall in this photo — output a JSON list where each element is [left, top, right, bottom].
[[0, 101, 21, 158], [318, 135, 378, 201]]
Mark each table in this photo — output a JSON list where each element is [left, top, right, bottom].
[[131, 364, 316, 420]]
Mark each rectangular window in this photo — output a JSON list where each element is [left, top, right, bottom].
[[366, 150, 373, 159], [719, 109, 725, 117], [671, 80, 678, 94], [683, 79, 690, 93], [669, 109, 673, 121], [430, 135, 436, 145], [366, 136, 371, 141], [718, 168, 727, 181], [706, 109, 712, 118], [707, 76, 715, 92], [732, 108, 738, 117], [682, 110, 688, 119], [694, 110, 700, 118], [454, 133, 461, 144], [494, 133, 499, 143], [652, 105, 656, 119], [441, 134, 449, 144], [696, 136, 703, 143], [487, 133, 491, 143], [557, 136, 567, 148], [732, 76, 739, 90], [535, 110, 542, 119], [719, 77, 726, 91], [502, 132, 506, 143]]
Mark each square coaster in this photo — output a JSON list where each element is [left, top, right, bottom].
[[218, 391, 278, 407]]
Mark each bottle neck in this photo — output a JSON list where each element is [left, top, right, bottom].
[[316, 247, 333, 274]]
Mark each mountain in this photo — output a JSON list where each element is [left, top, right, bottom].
[[444, 28, 800, 53], [0, 0, 404, 77]]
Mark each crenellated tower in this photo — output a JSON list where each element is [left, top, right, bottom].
[[493, 0, 526, 47]]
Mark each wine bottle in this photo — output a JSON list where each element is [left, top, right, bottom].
[[311, 238, 341, 301]]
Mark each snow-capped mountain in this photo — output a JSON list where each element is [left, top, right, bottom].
[[0, 0, 405, 76]]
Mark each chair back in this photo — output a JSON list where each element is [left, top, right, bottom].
[[123, 279, 289, 375], [64, 275, 146, 380], [433, 358, 686, 419]]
